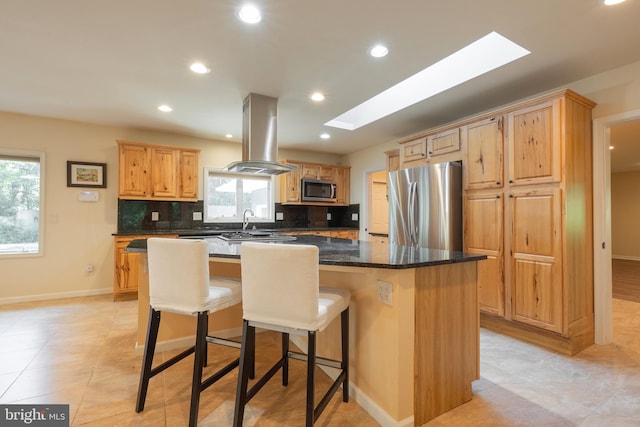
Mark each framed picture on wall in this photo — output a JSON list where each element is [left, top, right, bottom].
[[67, 161, 107, 188]]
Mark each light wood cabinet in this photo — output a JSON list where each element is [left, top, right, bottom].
[[117, 140, 200, 201], [113, 234, 177, 300], [398, 128, 463, 169], [179, 150, 199, 199], [459, 89, 595, 355], [400, 137, 427, 164], [385, 149, 400, 172], [279, 160, 350, 206], [427, 128, 461, 157], [507, 99, 561, 186], [509, 188, 562, 333], [464, 191, 504, 317], [302, 163, 335, 181], [335, 166, 350, 205], [282, 229, 359, 240], [463, 116, 504, 190]]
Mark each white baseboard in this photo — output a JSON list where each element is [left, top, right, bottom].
[[0, 287, 112, 306], [612, 255, 640, 261], [289, 336, 413, 427], [134, 326, 243, 355]]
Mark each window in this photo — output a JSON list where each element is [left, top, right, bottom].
[[0, 150, 44, 256], [204, 168, 274, 223]]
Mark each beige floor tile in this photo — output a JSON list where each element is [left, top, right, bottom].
[[1, 295, 639, 426]]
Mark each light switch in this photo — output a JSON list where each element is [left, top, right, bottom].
[[151, 212, 159, 221], [351, 213, 358, 221], [193, 212, 203, 221], [327, 213, 332, 221], [276, 212, 284, 221]]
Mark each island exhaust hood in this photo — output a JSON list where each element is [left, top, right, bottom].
[[225, 93, 296, 175]]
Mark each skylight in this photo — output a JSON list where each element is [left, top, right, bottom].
[[325, 32, 530, 131]]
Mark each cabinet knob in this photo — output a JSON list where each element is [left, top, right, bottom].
[[508, 180, 513, 184], [509, 194, 514, 198], [496, 181, 501, 185], [496, 195, 501, 199]]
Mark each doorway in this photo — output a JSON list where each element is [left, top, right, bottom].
[[593, 109, 640, 344], [365, 169, 389, 241]]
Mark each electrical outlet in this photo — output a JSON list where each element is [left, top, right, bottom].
[[192, 211, 202, 221], [276, 212, 284, 220], [351, 213, 358, 221], [151, 212, 159, 221], [327, 213, 332, 221], [86, 264, 94, 274], [376, 280, 393, 305]]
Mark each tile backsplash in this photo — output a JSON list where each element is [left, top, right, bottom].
[[117, 199, 359, 233]]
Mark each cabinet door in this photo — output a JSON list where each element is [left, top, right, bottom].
[[150, 148, 179, 198], [114, 238, 139, 294], [427, 128, 460, 157], [464, 192, 504, 317], [179, 150, 199, 199], [281, 165, 301, 203], [335, 167, 350, 205], [385, 149, 400, 172], [507, 99, 561, 186], [509, 188, 563, 333], [400, 138, 427, 163], [119, 144, 150, 197], [464, 117, 504, 190], [301, 164, 320, 179]]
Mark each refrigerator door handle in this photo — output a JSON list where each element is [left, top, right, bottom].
[[408, 181, 418, 245]]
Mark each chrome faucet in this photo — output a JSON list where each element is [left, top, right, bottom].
[[242, 209, 254, 230]]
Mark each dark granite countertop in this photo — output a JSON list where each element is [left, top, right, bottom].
[[126, 235, 485, 270], [113, 227, 359, 237]]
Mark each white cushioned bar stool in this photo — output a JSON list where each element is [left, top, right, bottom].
[[233, 242, 350, 427], [136, 237, 242, 427]]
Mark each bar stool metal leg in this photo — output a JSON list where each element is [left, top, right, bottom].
[[342, 307, 349, 402], [306, 331, 316, 427], [189, 312, 208, 427], [136, 307, 161, 412]]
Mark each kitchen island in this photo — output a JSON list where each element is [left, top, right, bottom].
[[128, 235, 485, 426]]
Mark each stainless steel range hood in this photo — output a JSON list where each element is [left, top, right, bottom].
[[225, 93, 296, 175]]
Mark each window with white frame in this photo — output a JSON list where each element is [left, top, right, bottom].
[[203, 168, 274, 223], [0, 150, 44, 256]]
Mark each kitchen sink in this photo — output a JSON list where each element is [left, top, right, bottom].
[[216, 230, 296, 243]]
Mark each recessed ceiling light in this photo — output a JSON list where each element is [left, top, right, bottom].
[[369, 44, 389, 58], [326, 32, 530, 131], [158, 105, 173, 112], [239, 4, 261, 24], [320, 133, 331, 140], [190, 62, 211, 74], [604, 0, 625, 5], [226, 134, 233, 138], [609, 145, 615, 150], [310, 92, 325, 102]]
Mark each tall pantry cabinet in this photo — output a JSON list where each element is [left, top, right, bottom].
[[462, 89, 595, 355]]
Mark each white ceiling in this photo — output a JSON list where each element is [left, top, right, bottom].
[[2, 0, 640, 159]]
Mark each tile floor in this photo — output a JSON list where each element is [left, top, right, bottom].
[[0, 296, 639, 426]]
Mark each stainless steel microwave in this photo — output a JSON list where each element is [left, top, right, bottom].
[[301, 179, 337, 202]]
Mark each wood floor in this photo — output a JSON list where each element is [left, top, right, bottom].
[[612, 258, 640, 303]]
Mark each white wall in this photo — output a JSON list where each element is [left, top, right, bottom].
[[0, 112, 340, 302], [611, 171, 640, 260]]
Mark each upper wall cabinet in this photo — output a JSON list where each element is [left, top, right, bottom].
[[507, 99, 561, 186], [117, 140, 200, 201], [398, 128, 462, 169], [462, 116, 504, 190]]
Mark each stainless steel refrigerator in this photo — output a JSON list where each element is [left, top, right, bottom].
[[388, 161, 462, 250]]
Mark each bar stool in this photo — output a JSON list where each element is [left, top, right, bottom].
[[233, 242, 350, 427], [136, 237, 242, 427]]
